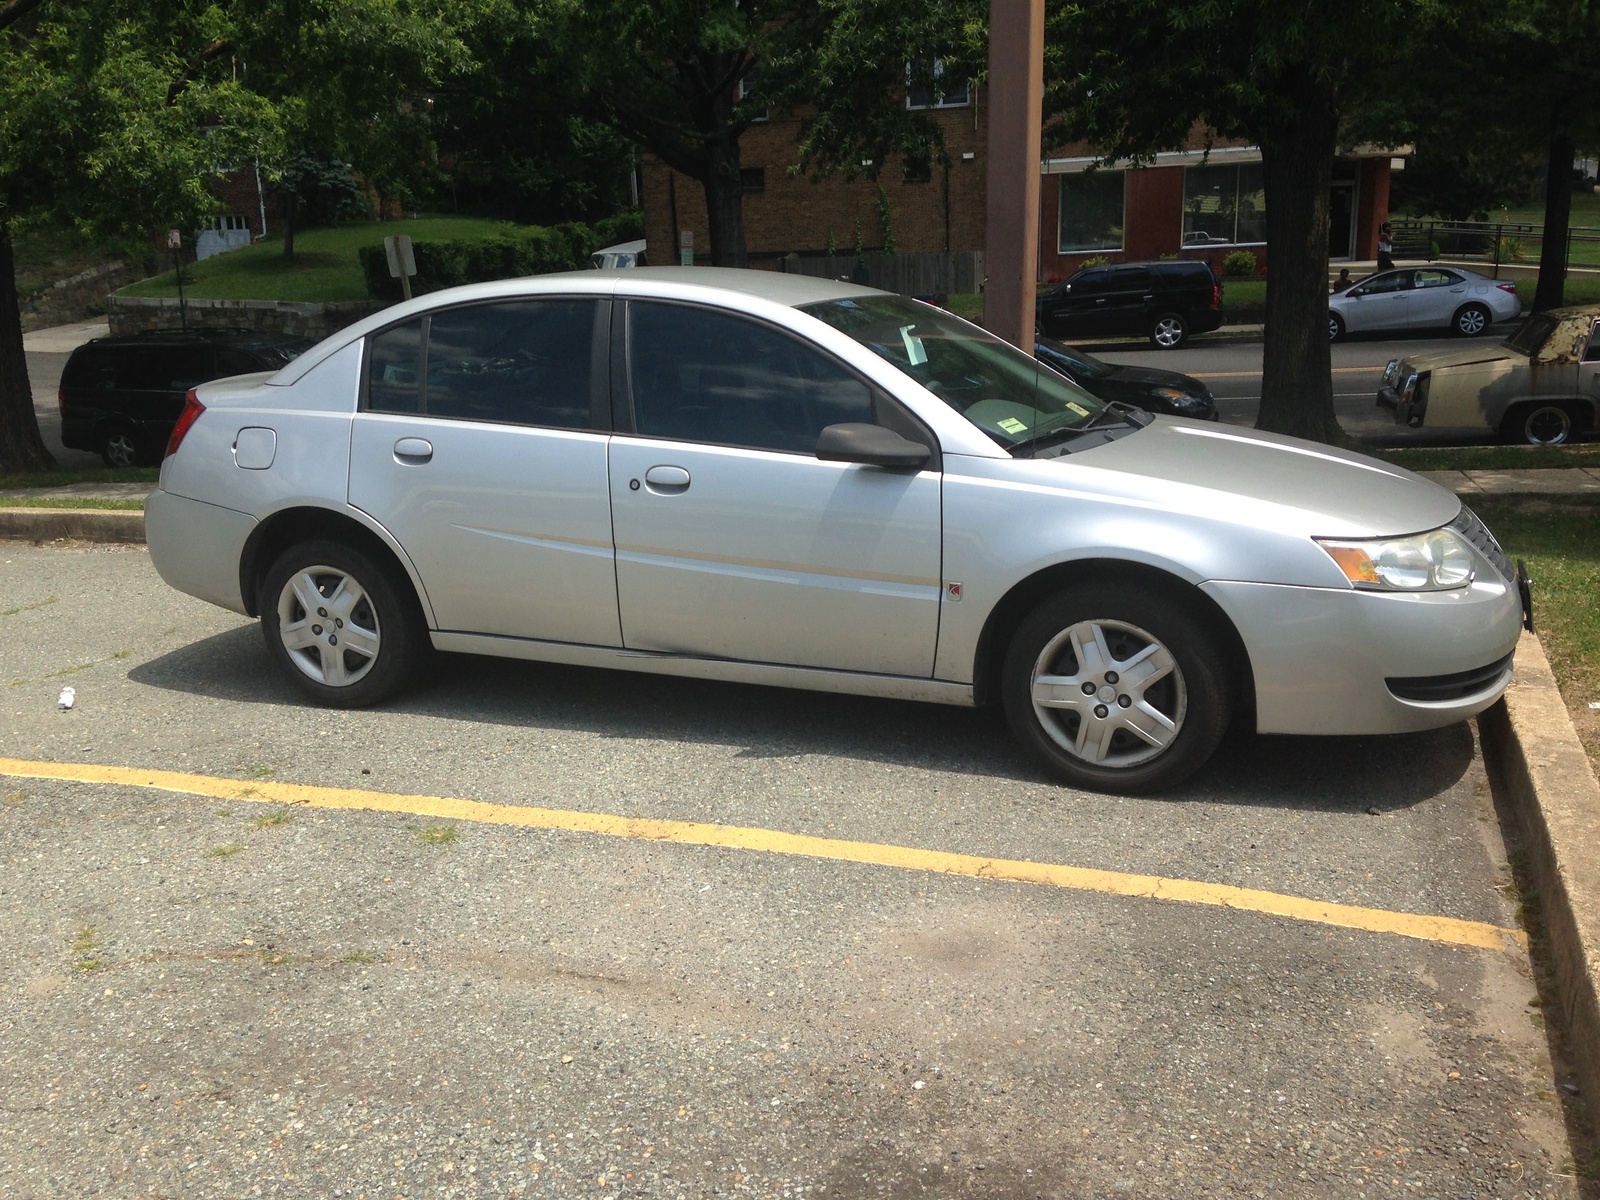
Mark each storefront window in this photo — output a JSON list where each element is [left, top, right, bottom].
[[1182, 163, 1266, 246], [1057, 171, 1125, 253]]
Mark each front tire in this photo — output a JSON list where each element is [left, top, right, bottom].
[[1453, 303, 1491, 337], [1002, 584, 1233, 794], [259, 539, 428, 707], [1149, 312, 1188, 349], [1328, 313, 1345, 342]]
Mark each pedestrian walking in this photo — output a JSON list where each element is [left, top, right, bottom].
[[1377, 222, 1395, 271]]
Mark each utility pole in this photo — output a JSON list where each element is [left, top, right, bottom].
[[983, 0, 1045, 351]]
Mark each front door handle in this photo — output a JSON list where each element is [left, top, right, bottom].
[[643, 465, 690, 494], [394, 437, 433, 463]]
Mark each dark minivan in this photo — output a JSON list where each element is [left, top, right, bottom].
[[60, 331, 306, 466], [1035, 259, 1223, 349]]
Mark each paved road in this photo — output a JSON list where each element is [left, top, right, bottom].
[[0, 543, 1581, 1198], [1082, 328, 1521, 446]]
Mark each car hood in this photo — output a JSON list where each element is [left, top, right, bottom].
[[1396, 344, 1517, 372], [1056, 418, 1459, 538], [1104, 365, 1207, 393]]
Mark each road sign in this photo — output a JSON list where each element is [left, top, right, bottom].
[[384, 235, 417, 300], [166, 230, 182, 249], [679, 229, 694, 267]]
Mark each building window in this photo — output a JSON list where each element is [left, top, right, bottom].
[[736, 65, 768, 122], [906, 59, 970, 110], [1057, 171, 1125, 254], [1182, 162, 1267, 246], [740, 168, 765, 193]]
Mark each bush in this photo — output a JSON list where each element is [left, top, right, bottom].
[[358, 222, 600, 300], [1222, 250, 1258, 277], [1080, 255, 1110, 269]]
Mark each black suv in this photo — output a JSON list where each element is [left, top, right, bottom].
[[60, 331, 307, 466], [1035, 259, 1223, 349]]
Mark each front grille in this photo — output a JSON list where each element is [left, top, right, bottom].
[[1450, 506, 1514, 582], [1387, 652, 1514, 703]]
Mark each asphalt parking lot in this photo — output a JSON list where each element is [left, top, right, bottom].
[[0, 541, 1584, 1198]]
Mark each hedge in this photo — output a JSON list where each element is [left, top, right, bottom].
[[358, 211, 644, 301]]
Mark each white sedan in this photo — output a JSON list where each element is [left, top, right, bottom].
[[1328, 267, 1521, 340]]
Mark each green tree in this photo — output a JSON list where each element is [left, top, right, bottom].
[[1049, 0, 1443, 444], [1, 0, 273, 473]]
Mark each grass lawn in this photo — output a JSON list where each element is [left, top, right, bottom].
[[1374, 445, 1600, 472], [118, 217, 532, 303], [0, 497, 145, 510], [1469, 495, 1600, 771]]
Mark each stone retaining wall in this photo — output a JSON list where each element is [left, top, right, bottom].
[[19, 260, 137, 333], [107, 295, 387, 342]]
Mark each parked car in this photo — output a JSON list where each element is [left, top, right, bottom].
[[589, 239, 647, 269], [1378, 304, 1600, 445], [1033, 335, 1217, 420], [1036, 259, 1224, 349], [146, 269, 1526, 795], [60, 330, 308, 467], [1327, 266, 1520, 341]]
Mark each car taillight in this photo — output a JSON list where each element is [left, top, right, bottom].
[[1496, 283, 1517, 294], [165, 389, 205, 459], [57, 388, 65, 417], [1210, 284, 1220, 308]]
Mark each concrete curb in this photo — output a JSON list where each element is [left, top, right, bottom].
[[0, 507, 145, 544], [1479, 629, 1600, 1140]]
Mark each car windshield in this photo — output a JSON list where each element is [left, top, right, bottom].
[[1505, 313, 1557, 357], [1036, 336, 1115, 379], [802, 295, 1109, 452]]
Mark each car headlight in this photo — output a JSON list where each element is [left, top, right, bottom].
[[1149, 386, 1209, 410], [1316, 528, 1476, 591], [1383, 359, 1399, 385], [1400, 372, 1420, 402]]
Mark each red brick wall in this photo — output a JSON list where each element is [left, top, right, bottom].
[[1356, 158, 1391, 261], [643, 100, 988, 269]]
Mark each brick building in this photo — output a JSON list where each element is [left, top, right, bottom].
[[641, 81, 1403, 282]]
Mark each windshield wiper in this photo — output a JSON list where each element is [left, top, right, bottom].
[[1007, 402, 1150, 457]]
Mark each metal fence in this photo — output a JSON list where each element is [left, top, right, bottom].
[[779, 251, 984, 297], [1391, 217, 1600, 278]]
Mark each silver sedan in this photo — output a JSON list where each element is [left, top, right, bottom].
[[1328, 266, 1522, 340], [145, 269, 1526, 794]]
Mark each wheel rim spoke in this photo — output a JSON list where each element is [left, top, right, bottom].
[[320, 645, 349, 686], [341, 623, 380, 660], [1120, 701, 1179, 749], [280, 618, 320, 652], [289, 571, 324, 618]]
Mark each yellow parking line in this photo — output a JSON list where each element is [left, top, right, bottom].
[[1189, 366, 1379, 378], [0, 756, 1525, 954]]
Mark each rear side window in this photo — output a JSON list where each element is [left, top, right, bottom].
[[215, 347, 269, 376], [626, 301, 874, 453], [115, 346, 210, 391], [62, 347, 126, 391], [1153, 262, 1212, 285], [365, 301, 601, 428]]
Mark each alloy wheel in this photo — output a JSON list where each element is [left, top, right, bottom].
[[275, 565, 382, 687]]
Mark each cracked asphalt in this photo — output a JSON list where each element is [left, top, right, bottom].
[[0, 540, 1585, 1198]]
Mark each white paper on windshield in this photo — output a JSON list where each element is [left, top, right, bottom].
[[899, 325, 928, 366]]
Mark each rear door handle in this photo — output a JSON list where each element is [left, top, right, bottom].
[[394, 437, 433, 463]]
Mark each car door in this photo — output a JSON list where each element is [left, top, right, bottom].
[[1100, 266, 1154, 336], [347, 297, 623, 646], [1039, 269, 1110, 337], [608, 300, 943, 677], [1343, 270, 1412, 332], [1411, 268, 1466, 329]]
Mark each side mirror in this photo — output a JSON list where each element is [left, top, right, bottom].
[[815, 423, 931, 469]]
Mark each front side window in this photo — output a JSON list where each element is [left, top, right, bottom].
[[804, 295, 1111, 454], [1183, 163, 1267, 246], [627, 302, 875, 453], [1354, 272, 1411, 296], [1058, 171, 1125, 253]]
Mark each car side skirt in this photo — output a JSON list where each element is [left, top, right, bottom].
[[431, 631, 976, 707]]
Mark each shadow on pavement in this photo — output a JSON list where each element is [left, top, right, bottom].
[[129, 624, 1476, 811]]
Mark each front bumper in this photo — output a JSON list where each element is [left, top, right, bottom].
[[1376, 383, 1425, 427], [1202, 571, 1523, 736]]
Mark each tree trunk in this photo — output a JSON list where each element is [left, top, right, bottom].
[[0, 223, 57, 474], [700, 135, 748, 268], [281, 185, 298, 260], [1256, 109, 1346, 445], [1533, 129, 1573, 314]]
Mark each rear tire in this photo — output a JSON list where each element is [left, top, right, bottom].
[[1453, 303, 1491, 337], [1001, 583, 1233, 794], [259, 539, 429, 707], [1149, 312, 1188, 349], [1328, 313, 1345, 342], [1500, 401, 1582, 446]]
